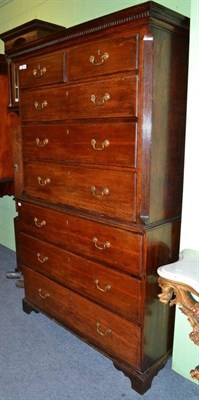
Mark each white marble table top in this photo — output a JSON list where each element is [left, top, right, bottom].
[[157, 249, 199, 294]]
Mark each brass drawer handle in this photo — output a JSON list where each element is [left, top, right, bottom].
[[35, 138, 49, 147], [93, 237, 110, 250], [94, 279, 111, 292], [91, 186, 109, 198], [96, 322, 111, 336], [34, 217, 46, 228], [34, 100, 48, 111], [91, 139, 109, 151], [91, 93, 110, 106], [37, 253, 48, 263], [38, 288, 50, 299], [37, 177, 51, 186], [33, 65, 47, 77], [89, 52, 109, 66]]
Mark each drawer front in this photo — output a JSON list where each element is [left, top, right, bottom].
[[22, 122, 137, 168], [20, 233, 142, 322], [18, 52, 66, 88], [19, 75, 138, 121], [18, 201, 143, 276], [23, 162, 137, 222], [67, 35, 138, 80], [23, 267, 141, 368]]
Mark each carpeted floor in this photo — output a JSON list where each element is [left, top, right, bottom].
[[0, 244, 198, 400]]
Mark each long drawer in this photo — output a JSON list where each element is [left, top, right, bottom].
[[67, 35, 138, 80], [18, 51, 66, 88], [23, 267, 141, 368], [18, 201, 144, 276], [23, 161, 137, 222], [19, 75, 138, 121], [20, 232, 142, 322], [22, 122, 137, 168]]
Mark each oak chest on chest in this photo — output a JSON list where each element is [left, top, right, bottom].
[[5, 1, 189, 394]]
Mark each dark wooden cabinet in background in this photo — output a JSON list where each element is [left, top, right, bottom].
[[0, 54, 14, 197], [0, 19, 66, 109], [1, 2, 189, 394], [0, 20, 65, 197]]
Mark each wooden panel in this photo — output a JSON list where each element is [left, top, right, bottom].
[[12, 117, 24, 198], [19, 75, 138, 121], [147, 28, 188, 224], [23, 161, 137, 222], [18, 201, 144, 276], [22, 122, 137, 168], [23, 267, 141, 368], [20, 232, 142, 322], [18, 51, 66, 88], [141, 221, 180, 370], [67, 35, 138, 80]]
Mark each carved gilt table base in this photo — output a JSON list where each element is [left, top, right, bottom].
[[158, 277, 199, 381]]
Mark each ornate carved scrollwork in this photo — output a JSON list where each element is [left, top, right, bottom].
[[158, 277, 199, 345], [190, 365, 199, 381], [158, 277, 199, 381]]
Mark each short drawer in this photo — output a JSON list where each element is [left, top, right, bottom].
[[23, 161, 137, 222], [23, 267, 141, 368], [18, 51, 66, 88], [19, 75, 138, 121], [22, 122, 137, 168], [67, 35, 138, 81], [18, 201, 144, 276], [20, 233, 142, 322]]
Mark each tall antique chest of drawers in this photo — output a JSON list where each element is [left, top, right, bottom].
[[4, 1, 189, 394]]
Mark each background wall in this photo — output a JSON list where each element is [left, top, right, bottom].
[[0, 0, 198, 252], [0, 0, 191, 33]]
